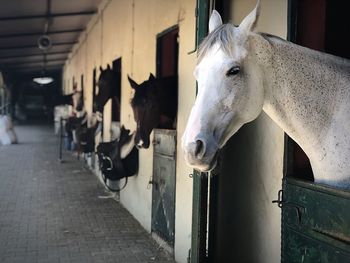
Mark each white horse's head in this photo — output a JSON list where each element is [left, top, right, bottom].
[[182, 3, 264, 172]]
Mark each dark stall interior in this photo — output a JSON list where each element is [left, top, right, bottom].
[[0, 0, 101, 122]]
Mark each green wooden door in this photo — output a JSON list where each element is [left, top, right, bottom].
[[282, 178, 350, 262], [190, 0, 210, 262]]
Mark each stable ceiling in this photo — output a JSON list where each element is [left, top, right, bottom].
[[0, 0, 102, 74]]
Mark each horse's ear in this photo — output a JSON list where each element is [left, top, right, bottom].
[[127, 75, 139, 90], [239, 0, 260, 34], [100, 66, 103, 72], [149, 73, 155, 81], [209, 10, 223, 33], [107, 64, 111, 70]]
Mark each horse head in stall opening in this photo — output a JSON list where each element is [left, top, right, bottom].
[[64, 82, 101, 153], [94, 64, 121, 120], [182, 2, 350, 190], [128, 73, 178, 148], [52, 81, 81, 108]]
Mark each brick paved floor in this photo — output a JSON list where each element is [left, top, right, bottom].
[[0, 124, 176, 263]]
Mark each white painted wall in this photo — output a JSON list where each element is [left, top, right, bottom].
[[63, 1, 197, 262]]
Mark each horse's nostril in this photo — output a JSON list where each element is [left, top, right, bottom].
[[194, 139, 206, 158]]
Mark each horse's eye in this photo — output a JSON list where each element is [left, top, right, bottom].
[[226, 66, 240, 76]]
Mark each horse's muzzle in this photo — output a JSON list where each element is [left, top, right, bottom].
[[182, 138, 219, 172], [135, 133, 150, 149]]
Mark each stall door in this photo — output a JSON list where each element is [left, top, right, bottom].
[[152, 129, 176, 246], [281, 178, 350, 262]]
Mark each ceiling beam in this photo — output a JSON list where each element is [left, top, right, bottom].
[[12, 64, 63, 69], [0, 29, 84, 39], [0, 41, 77, 50], [0, 58, 67, 66], [0, 51, 71, 60], [10, 66, 63, 73], [6, 63, 64, 69], [0, 11, 96, 21]]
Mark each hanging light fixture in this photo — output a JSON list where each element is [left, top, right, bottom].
[[33, 0, 54, 85], [33, 77, 54, 85]]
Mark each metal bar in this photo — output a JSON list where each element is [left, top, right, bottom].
[[47, 0, 51, 16], [0, 51, 71, 60], [0, 41, 77, 50], [44, 0, 52, 34], [0, 11, 96, 21], [0, 29, 84, 39], [1, 58, 67, 65], [59, 117, 63, 162]]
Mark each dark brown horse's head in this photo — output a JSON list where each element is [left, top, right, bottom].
[[94, 64, 118, 113], [128, 73, 161, 149]]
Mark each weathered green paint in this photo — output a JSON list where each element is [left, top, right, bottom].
[[282, 178, 350, 262], [190, 0, 209, 262], [191, 170, 208, 263]]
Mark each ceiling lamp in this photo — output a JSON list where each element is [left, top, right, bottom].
[[33, 77, 54, 85]]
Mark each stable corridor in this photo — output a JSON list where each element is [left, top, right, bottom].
[[0, 124, 175, 263]]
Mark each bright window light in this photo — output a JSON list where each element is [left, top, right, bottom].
[[33, 77, 54, 85]]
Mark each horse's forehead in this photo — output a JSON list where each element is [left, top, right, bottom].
[[196, 47, 233, 75]]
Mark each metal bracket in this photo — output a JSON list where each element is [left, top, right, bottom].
[[273, 189, 304, 225], [272, 189, 284, 208]]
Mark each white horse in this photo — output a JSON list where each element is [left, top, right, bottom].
[[182, 2, 350, 190]]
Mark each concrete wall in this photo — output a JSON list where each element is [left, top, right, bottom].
[[211, 0, 288, 262], [62, 1, 196, 262]]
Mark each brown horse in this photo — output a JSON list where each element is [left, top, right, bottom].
[[128, 73, 177, 148], [94, 65, 121, 120]]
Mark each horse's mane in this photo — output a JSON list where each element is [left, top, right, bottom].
[[198, 24, 290, 64], [198, 24, 236, 63], [258, 32, 286, 44]]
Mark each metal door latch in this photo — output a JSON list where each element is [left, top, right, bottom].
[[272, 189, 284, 208], [273, 189, 304, 225], [147, 179, 158, 190]]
